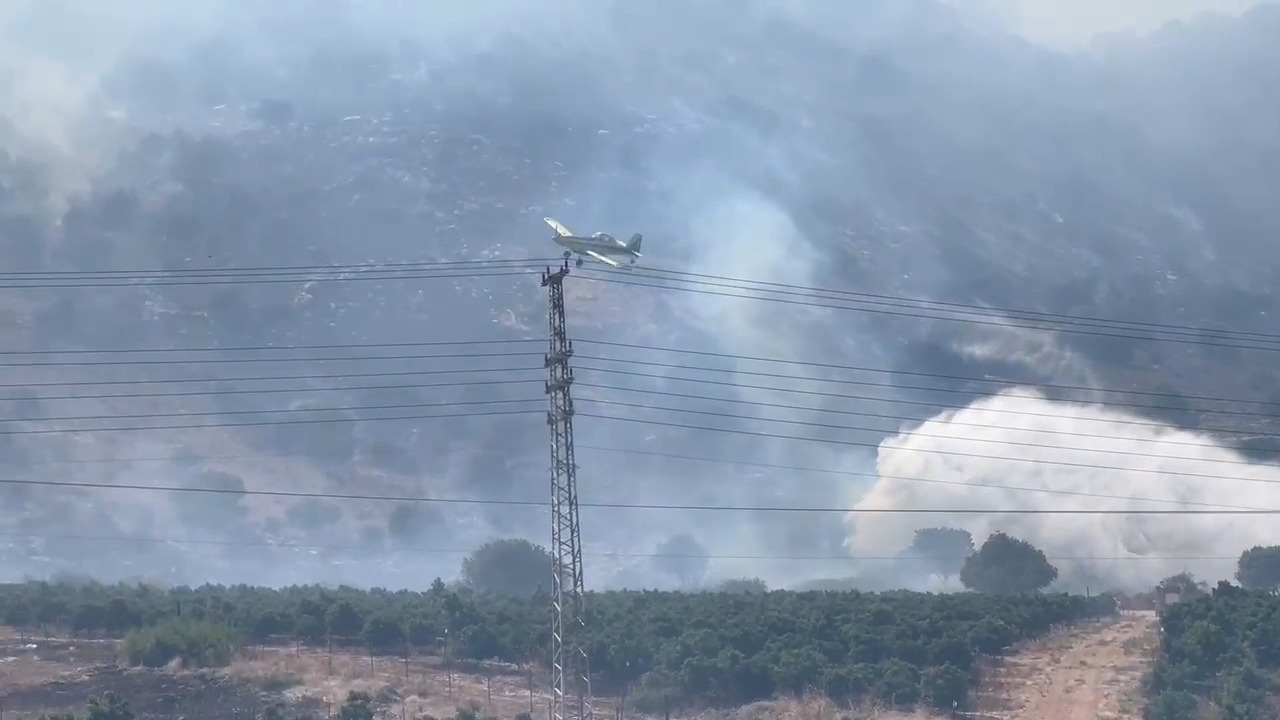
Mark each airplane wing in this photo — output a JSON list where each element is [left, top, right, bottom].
[[584, 250, 622, 267], [544, 217, 574, 238]]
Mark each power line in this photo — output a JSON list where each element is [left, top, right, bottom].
[[0, 257, 560, 278], [580, 411, 1280, 486], [574, 365, 1280, 435], [588, 266, 1280, 342], [577, 273, 1280, 354], [16, 376, 540, 404], [573, 444, 1280, 506], [5, 378, 541, 403], [3, 367, 1279, 483], [9, 338, 1279, 417], [0, 527, 1239, 561], [12, 369, 1270, 448], [2, 434, 1276, 508], [3, 472, 1280, 515], [575, 340, 1280, 409], [0, 364, 544, 390], [0, 338, 540, 357], [10, 258, 1280, 354], [7, 351, 1280, 434], [4, 397, 543, 426], [0, 531, 1242, 563], [0, 269, 546, 290], [8, 332, 1278, 412], [5, 372, 1272, 465], [8, 257, 1275, 347], [3, 350, 543, 368], [580, 397, 1269, 468], [0, 408, 541, 436], [0, 423, 1271, 511]]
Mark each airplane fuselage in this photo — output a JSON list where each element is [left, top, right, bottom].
[[544, 217, 643, 268], [553, 234, 639, 260]]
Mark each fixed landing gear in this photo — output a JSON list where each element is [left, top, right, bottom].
[[575, 256, 584, 268]]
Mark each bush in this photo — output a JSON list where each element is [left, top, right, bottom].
[[1146, 584, 1280, 719], [121, 619, 239, 668], [0, 579, 1116, 715]]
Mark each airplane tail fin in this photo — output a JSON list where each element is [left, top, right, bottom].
[[626, 233, 643, 255]]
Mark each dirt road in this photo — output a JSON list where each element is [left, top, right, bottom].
[[975, 611, 1157, 720]]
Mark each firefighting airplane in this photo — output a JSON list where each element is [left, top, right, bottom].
[[544, 217, 643, 268]]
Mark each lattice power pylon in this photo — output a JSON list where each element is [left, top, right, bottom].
[[542, 261, 592, 720]]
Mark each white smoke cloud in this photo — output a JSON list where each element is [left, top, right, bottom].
[[844, 388, 1280, 592]]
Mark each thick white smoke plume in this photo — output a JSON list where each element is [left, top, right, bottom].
[[845, 389, 1280, 592]]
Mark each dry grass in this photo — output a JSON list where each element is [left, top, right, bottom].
[[228, 644, 568, 720]]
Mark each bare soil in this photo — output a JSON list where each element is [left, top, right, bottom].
[[970, 610, 1159, 720], [694, 695, 942, 720]]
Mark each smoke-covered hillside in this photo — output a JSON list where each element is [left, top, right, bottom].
[[2, 0, 1280, 593]]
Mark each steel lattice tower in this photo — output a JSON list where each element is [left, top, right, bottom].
[[542, 261, 591, 720]]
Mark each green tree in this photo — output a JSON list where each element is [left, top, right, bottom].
[[652, 534, 709, 588], [363, 613, 406, 650], [295, 612, 327, 643], [103, 598, 142, 634], [1158, 572, 1208, 600], [1236, 546, 1280, 591], [2, 600, 32, 630], [250, 610, 294, 644], [959, 533, 1058, 595], [902, 527, 975, 583], [460, 539, 553, 597], [327, 600, 364, 638], [920, 662, 968, 711]]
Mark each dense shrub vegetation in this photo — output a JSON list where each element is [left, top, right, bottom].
[[1147, 582, 1280, 720], [121, 619, 240, 668], [0, 579, 1115, 713]]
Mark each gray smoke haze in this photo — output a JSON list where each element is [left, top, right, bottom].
[[3, 0, 1280, 593], [953, 0, 1271, 48]]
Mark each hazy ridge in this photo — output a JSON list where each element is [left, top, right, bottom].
[[2, 0, 1280, 593]]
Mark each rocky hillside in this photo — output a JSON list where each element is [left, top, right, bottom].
[[2, 1, 1279, 589]]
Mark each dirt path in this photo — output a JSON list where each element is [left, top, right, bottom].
[[975, 611, 1157, 720]]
